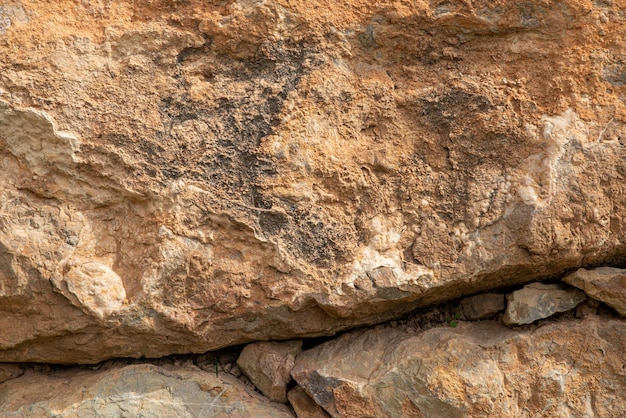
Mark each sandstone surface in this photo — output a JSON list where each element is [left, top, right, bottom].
[[291, 315, 626, 417], [563, 266, 626, 315], [0, 0, 624, 368], [502, 282, 586, 325], [0, 362, 294, 417]]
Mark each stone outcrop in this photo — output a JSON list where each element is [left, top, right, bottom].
[[0, 362, 294, 417], [0, 0, 625, 415], [0, 0, 625, 364], [291, 315, 626, 417], [564, 267, 626, 316]]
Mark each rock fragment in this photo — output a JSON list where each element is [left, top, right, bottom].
[[237, 340, 302, 403], [503, 283, 586, 326], [563, 267, 626, 316], [459, 293, 505, 320], [288, 386, 331, 418], [0, 364, 23, 384]]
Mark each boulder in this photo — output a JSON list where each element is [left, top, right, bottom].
[[0, 362, 294, 417], [291, 316, 626, 417], [0, 0, 625, 363], [563, 267, 626, 316], [503, 283, 586, 325], [237, 340, 302, 403]]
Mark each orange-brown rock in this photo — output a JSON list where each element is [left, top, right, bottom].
[[564, 267, 626, 316], [1, 0, 625, 363], [291, 315, 626, 417]]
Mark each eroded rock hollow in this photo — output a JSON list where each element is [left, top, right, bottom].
[[0, 0, 624, 416]]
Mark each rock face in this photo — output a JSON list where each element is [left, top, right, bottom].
[[564, 267, 626, 316], [291, 315, 626, 417], [0, 0, 625, 364], [0, 362, 294, 417], [502, 282, 586, 325]]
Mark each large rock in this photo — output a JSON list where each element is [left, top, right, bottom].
[[503, 282, 586, 325], [237, 340, 302, 403], [1, 0, 625, 362], [0, 362, 294, 417], [563, 267, 626, 316], [291, 316, 626, 417]]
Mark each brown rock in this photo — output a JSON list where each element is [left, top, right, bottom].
[[563, 267, 626, 316], [291, 316, 626, 417], [237, 340, 302, 403], [288, 386, 331, 418], [0, 362, 294, 417], [459, 293, 505, 320], [0, 363, 22, 383], [503, 283, 586, 326], [0, 0, 625, 363]]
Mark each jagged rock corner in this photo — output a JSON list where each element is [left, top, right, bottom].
[[0, 0, 624, 416]]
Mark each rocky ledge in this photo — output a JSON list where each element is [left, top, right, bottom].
[[0, 0, 624, 416]]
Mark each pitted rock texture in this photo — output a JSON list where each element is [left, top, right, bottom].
[[0, 362, 294, 417], [291, 315, 626, 418], [0, 0, 625, 363]]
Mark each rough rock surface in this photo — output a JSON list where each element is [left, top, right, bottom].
[[564, 267, 626, 315], [459, 292, 505, 320], [503, 282, 586, 325], [291, 315, 626, 418], [236, 339, 302, 403], [0, 0, 625, 366], [0, 362, 294, 417], [288, 386, 332, 418]]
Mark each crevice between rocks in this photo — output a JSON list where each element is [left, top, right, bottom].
[[2, 264, 624, 417]]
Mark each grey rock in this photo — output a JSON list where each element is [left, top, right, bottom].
[[0, 363, 294, 417], [503, 283, 586, 325]]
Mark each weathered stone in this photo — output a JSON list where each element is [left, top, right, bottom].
[[288, 386, 331, 418], [503, 283, 586, 326], [292, 316, 626, 417], [0, 363, 294, 417], [563, 267, 626, 316], [459, 293, 505, 320], [237, 340, 302, 403], [0, 364, 22, 384], [0, 0, 625, 363]]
